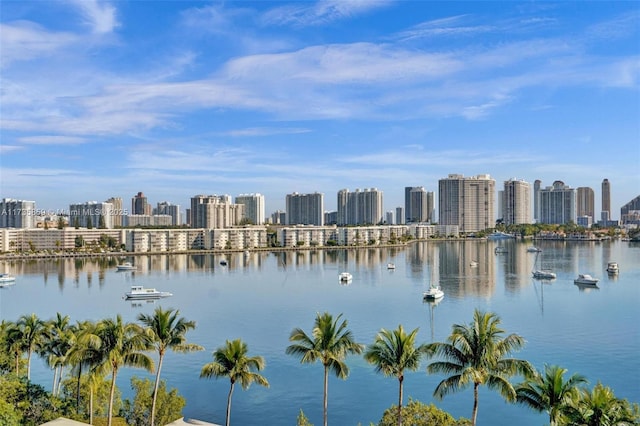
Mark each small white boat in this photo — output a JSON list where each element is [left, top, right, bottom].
[[339, 272, 353, 282], [423, 283, 444, 300], [574, 274, 599, 285], [0, 273, 16, 286], [387, 263, 396, 270], [494, 247, 507, 254], [532, 270, 556, 280], [470, 260, 478, 267], [116, 262, 137, 271], [606, 262, 619, 274], [124, 285, 172, 299], [527, 247, 542, 253]]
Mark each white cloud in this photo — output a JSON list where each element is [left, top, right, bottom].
[[0, 22, 77, 67], [67, 0, 119, 34], [262, 0, 392, 27]]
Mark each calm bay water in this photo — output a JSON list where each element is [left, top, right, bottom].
[[1, 239, 639, 425]]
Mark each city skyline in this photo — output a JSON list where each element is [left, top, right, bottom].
[[1, 1, 639, 216]]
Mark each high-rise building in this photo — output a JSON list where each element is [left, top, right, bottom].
[[271, 210, 286, 225], [190, 195, 238, 229], [534, 179, 542, 223], [385, 211, 394, 225], [286, 192, 324, 226], [0, 198, 36, 228], [438, 174, 495, 233], [132, 192, 150, 215], [336, 188, 383, 225], [395, 207, 404, 225], [407, 187, 434, 223], [620, 195, 640, 224], [602, 178, 611, 221], [576, 187, 595, 219], [155, 201, 182, 226], [539, 181, 576, 225], [105, 197, 124, 227], [69, 201, 114, 228], [235, 194, 265, 225], [502, 178, 531, 225]]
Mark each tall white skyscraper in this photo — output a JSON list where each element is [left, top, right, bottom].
[[602, 178, 611, 220], [286, 192, 324, 226], [502, 178, 531, 225], [69, 201, 114, 228], [0, 198, 36, 228], [408, 186, 434, 223], [534, 179, 542, 223], [438, 174, 495, 233], [336, 188, 383, 225], [235, 194, 265, 225], [539, 181, 576, 225], [156, 201, 182, 226]]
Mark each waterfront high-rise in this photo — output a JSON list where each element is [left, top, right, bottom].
[[395, 207, 404, 225], [502, 178, 531, 225], [156, 201, 182, 226], [620, 195, 640, 224], [105, 197, 124, 227], [69, 201, 114, 229], [0, 198, 36, 228], [538, 181, 576, 225], [337, 188, 383, 225], [576, 187, 595, 219], [286, 192, 324, 226], [132, 192, 150, 215], [235, 194, 265, 225], [190, 195, 238, 229], [602, 178, 611, 221], [407, 187, 434, 223], [534, 179, 541, 223], [438, 174, 495, 233]]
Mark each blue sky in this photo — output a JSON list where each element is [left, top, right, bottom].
[[1, 0, 639, 219]]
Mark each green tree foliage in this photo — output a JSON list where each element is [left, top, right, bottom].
[[364, 325, 427, 426], [377, 399, 472, 426], [425, 309, 534, 426], [286, 312, 364, 426], [562, 382, 640, 426], [516, 364, 588, 426], [297, 408, 314, 426], [0, 375, 66, 426], [122, 377, 186, 426], [0, 397, 20, 426], [60, 374, 121, 421]]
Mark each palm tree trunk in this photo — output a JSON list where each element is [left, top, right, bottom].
[[57, 366, 65, 396], [226, 381, 235, 426], [151, 353, 165, 426], [52, 366, 57, 394], [15, 352, 19, 375], [472, 382, 479, 426], [108, 368, 118, 426], [76, 364, 83, 414], [27, 349, 32, 380], [90, 384, 94, 425], [323, 365, 329, 426], [398, 375, 404, 426]]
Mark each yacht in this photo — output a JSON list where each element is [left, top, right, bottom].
[[124, 286, 172, 299], [116, 262, 137, 271], [0, 273, 16, 286], [339, 272, 353, 282], [387, 263, 396, 270], [470, 260, 478, 267], [423, 283, 444, 300], [487, 231, 515, 240], [527, 247, 542, 253], [606, 262, 619, 274], [574, 274, 599, 285], [494, 246, 507, 254], [532, 270, 556, 280]]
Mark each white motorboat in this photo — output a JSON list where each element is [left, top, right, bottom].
[[124, 285, 172, 299], [470, 260, 478, 267], [532, 270, 556, 280], [423, 283, 444, 300], [574, 274, 599, 285], [339, 272, 353, 282], [116, 262, 137, 271], [387, 263, 396, 270], [527, 247, 542, 253], [494, 246, 507, 254], [606, 262, 619, 274], [0, 273, 16, 286], [487, 231, 515, 240]]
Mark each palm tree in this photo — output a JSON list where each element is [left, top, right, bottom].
[[516, 364, 587, 425], [364, 325, 427, 426], [93, 315, 154, 426], [2, 320, 24, 375], [16, 313, 47, 380], [563, 382, 640, 426], [200, 338, 269, 426], [43, 313, 73, 396], [138, 307, 203, 426], [286, 312, 364, 426], [424, 309, 534, 426], [67, 320, 103, 417]]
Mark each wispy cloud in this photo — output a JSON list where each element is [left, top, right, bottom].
[[262, 0, 392, 27], [67, 0, 119, 34], [18, 135, 87, 145], [0, 22, 77, 67]]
